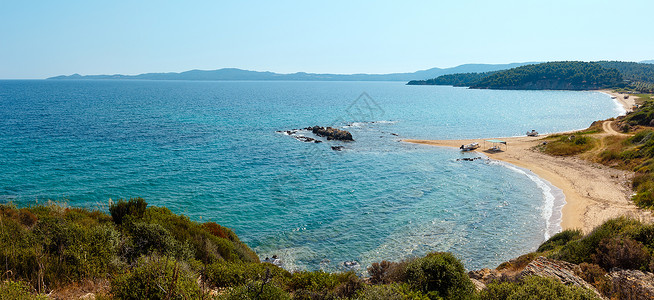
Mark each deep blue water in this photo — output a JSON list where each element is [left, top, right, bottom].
[[0, 80, 622, 271]]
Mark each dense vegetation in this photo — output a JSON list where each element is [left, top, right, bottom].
[[409, 61, 654, 92], [407, 72, 493, 86], [506, 217, 654, 298], [1, 199, 618, 299], [468, 61, 623, 90], [596, 61, 654, 84]]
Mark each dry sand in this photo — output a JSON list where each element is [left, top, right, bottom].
[[404, 113, 653, 233]]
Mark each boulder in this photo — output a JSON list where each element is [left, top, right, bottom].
[[520, 256, 601, 297], [310, 126, 354, 141], [608, 269, 654, 300]]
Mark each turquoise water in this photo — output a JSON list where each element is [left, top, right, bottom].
[[0, 80, 622, 271]]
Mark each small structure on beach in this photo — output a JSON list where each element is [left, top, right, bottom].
[[485, 139, 507, 152]]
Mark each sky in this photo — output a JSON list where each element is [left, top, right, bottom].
[[1, 0, 653, 79]]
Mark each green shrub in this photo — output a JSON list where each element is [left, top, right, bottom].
[[111, 255, 202, 300], [480, 276, 599, 300], [0, 280, 47, 300], [286, 270, 359, 298], [109, 198, 147, 225], [124, 221, 192, 261], [404, 252, 475, 300], [537, 229, 583, 252], [218, 280, 290, 300], [542, 135, 595, 156], [356, 283, 429, 300], [204, 262, 289, 288], [576, 263, 610, 295], [368, 260, 410, 284], [551, 217, 643, 264], [592, 237, 651, 271], [142, 207, 259, 264]]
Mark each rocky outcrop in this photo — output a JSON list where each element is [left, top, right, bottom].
[[309, 126, 353, 141], [519, 257, 601, 297], [608, 269, 654, 300]]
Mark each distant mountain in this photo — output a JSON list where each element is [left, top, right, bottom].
[[641, 60, 654, 64], [47, 63, 538, 82]]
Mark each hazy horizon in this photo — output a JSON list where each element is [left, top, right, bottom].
[[2, 0, 654, 79]]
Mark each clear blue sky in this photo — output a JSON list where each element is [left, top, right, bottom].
[[1, 0, 653, 79]]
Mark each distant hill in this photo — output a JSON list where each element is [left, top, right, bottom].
[[469, 61, 623, 90], [47, 62, 538, 82], [640, 60, 654, 64], [407, 72, 496, 86], [409, 61, 654, 91]]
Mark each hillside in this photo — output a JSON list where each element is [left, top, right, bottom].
[[407, 72, 494, 86], [409, 61, 654, 92], [46, 62, 537, 82], [3, 199, 654, 299]]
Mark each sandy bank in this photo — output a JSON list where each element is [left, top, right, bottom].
[[404, 130, 652, 233], [599, 90, 638, 113]]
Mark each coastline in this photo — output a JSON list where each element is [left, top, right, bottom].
[[599, 89, 637, 113], [404, 135, 652, 233], [403, 90, 652, 233]]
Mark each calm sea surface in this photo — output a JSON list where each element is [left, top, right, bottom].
[[0, 80, 622, 271]]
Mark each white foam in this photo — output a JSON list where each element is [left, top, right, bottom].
[[488, 160, 565, 241]]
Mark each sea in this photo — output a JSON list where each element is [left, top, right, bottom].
[[0, 80, 623, 272]]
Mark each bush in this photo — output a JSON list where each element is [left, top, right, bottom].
[[480, 276, 599, 300], [592, 237, 651, 271], [356, 283, 429, 300], [124, 221, 192, 261], [404, 252, 475, 300], [286, 270, 359, 299], [551, 217, 643, 264], [542, 135, 595, 156], [368, 260, 410, 284], [219, 280, 290, 300], [537, 229, 583, 252], [576, 263, 610, 295], [109, 198, 147, 225], [204, 262, 289, 288], [0, 280, 47, 300], [111, 256, 201, 300]]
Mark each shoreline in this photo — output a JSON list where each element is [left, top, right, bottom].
[[599, 89, 637, 113], [404, 107, 653, 233]]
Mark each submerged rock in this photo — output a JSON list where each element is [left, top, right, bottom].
[[331, 146, 344, 151]]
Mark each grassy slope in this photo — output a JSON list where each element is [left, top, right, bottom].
[[0, 199, 619, 300]]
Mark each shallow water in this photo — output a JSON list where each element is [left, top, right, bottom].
[[0, 80, 622, 271]]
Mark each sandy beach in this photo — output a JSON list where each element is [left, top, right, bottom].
[[404, 92, 653, 233]]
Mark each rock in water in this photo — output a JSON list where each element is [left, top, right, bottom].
[[309, 126, 354, 141]]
